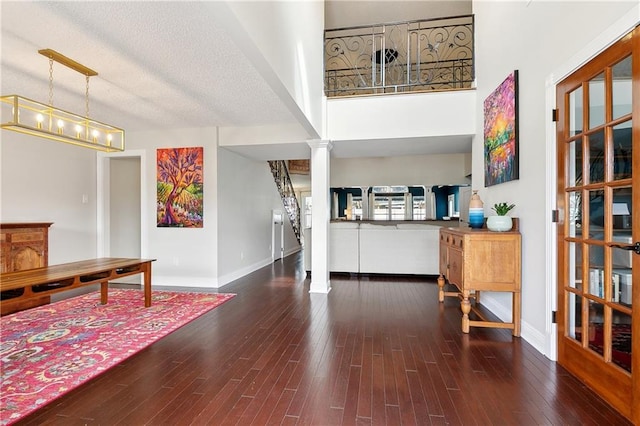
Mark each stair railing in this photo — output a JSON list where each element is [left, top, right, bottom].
[[268, 160, 301, 244]]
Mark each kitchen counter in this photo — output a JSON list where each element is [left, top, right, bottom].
[[305, 221, 455, 275]]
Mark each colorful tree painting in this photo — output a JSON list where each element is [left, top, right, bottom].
[[157, 147, 203, 227], [484, 70, 519, 187]]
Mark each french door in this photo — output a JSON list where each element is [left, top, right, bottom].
[[556, 26, 638, 422]]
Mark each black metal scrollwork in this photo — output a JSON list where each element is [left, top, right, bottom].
[[324, 15, 474, 97]]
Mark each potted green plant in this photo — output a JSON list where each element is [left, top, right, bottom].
[[487, 202, 515, 231]]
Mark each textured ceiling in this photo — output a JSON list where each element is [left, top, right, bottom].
[[1, 1, 298, 132]]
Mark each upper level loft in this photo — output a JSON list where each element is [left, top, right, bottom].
[[324, 14, 474, 98]]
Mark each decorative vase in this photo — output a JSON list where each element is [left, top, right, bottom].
[[468, 190, 484, 229], [487, 215, 513, 232]]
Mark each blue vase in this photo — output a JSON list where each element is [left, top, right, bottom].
[[469, 208, 485, 228], [468, 191, 484, 229]]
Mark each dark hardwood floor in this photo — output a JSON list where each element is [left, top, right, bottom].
[[16, 252, 631, 425]]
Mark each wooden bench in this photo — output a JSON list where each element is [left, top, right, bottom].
[[0, 258, 156, 316]]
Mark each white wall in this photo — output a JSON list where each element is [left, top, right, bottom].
[[331, 153, 470, 187], [325, 0, 472, 29], [472, 0, 637, 353], [219, 123, 310, 147], [219, 0, 325, 138], [327, 90, 476, 141], [217, 148, 300, 286], [127, 127, 219, 288], [0, 132, 98, 264]]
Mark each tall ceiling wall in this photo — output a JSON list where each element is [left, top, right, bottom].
[[325, 0, 472, 29]]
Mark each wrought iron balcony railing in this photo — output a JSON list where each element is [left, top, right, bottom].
[[325, 15, 474, 97]]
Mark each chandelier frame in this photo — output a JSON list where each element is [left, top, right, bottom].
[[1, 49, 125, 152]]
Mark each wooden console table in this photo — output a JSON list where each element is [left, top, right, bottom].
[[0, 258, 156, 316], [437, 223, 522, 336]]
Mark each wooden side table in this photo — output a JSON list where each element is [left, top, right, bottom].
[[438, 222, 522, 336]]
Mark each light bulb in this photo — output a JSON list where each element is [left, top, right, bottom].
[[106, 134, 113, 146], [57, 119, 64, 134], [36, 114, 44, 129], [75, 124, 83, 138], [92, 129, 99, 143]]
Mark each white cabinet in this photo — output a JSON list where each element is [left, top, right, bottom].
[[305, 222, 443, 275]]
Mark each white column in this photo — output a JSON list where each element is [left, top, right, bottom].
[[361, 186, 370, 219], [308, 139, 332, 294], [405, 193, 413, 220]]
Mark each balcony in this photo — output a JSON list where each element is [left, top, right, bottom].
[[324, 15, 474, 98]]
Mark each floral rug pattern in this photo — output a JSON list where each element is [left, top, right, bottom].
[[0, 289, 235, 425]]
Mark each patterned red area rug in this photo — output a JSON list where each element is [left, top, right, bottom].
[[0, 289, 235, 425]]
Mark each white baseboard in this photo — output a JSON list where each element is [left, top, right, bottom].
[[520, 321, 546, 355], [152, 248, 302, 290], [478, 294, 512, 323], [479, 294, 546, 356], [284, 246, 301, 257], [151, 275, 220, 288], [216, 257, 272, 288]]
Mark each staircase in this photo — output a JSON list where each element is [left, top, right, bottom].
[[268, 160, 301, 244]]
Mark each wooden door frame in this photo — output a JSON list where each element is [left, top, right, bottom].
[[544, 6, 639, 362]]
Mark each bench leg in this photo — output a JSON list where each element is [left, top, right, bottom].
[[100, 281, 108, 304], [143, 262, 152, 308]]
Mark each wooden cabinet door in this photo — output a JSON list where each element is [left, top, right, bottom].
[[447, 247, 463, 288], [439, 240, 449, 276], [8, 229, 46, 271], [12, 246, 44, 271]]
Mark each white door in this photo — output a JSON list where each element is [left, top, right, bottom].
[[272, 210, 284, 262]]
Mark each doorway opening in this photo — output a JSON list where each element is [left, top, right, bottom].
[[272, 210, 284, 262], [96, 150, 148, 284]]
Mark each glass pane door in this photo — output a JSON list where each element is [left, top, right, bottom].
[[556, 26, 638, 421], [566, 58, 633, 373]]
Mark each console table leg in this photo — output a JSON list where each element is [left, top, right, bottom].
[[437, 275, 445, 302], [461, 290, 471, 333], [513, 291, 521, 337]]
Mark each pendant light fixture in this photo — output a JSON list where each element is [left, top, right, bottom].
[[1, 49, 125, 152]]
